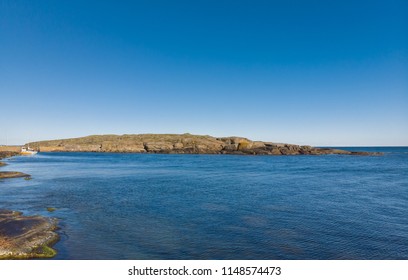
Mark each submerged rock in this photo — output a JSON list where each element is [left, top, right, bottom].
[[0, 210, 59, 259], [46, 207, 56, 212]]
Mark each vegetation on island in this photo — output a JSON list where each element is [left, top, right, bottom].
[[27, 133, 378, 155]]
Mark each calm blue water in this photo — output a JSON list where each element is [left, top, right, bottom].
[[1, 148, 407, 259]]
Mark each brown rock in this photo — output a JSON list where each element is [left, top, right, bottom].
[[0, 172, 30, 179], [0, 210, 59, 259], [27, 134, 380, 156]]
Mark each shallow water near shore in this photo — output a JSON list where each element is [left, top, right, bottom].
[[1, 147, 407, 259]]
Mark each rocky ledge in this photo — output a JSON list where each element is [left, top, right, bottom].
[[0, 151, 20, 159], [0, 151, 31, 179], [28, 133, 380, 156], [0, 171, 30, 179], [0, 210, 59, 259], [0, 151, 19, 167]]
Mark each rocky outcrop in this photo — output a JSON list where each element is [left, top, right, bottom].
[[0, 151, 19, 160], [0, 171, 30, 179], [0, 153, 58, 259], [0, 210, 59, 259], [0, 152, 32, 179], [27, 133, 379, 156], [0, 152, 29, 179]]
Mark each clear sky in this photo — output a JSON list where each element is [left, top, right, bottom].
[[1, 0, 407, 146]]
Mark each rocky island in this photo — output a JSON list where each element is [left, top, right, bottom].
[[28, 133, 376, 156]]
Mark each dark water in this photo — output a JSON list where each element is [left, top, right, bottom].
[[1, 148, 407, 259]]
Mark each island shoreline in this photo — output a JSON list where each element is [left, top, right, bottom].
[[27, 133, 382, 156]]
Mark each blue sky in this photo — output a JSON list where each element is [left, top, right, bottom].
[[1, 0, 407, 146]]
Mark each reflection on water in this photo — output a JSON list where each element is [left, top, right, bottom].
[[0, 148, 407, 259]]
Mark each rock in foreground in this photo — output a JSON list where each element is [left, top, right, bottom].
[[28, 133, 380, 156], [0, 210, 58, 259]]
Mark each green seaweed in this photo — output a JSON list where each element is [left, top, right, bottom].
[[0, 245, 57, 259], [35, 245, 57, 258]]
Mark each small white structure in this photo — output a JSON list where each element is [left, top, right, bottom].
[[21, 146, 38, 155]]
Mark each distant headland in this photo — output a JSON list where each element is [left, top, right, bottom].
[[27, 133, 378, 156]]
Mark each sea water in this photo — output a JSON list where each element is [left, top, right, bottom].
[[1, 148, 407, 259]]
